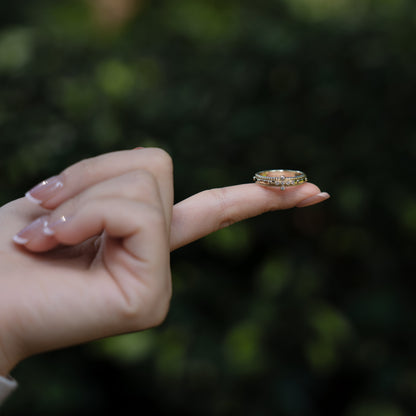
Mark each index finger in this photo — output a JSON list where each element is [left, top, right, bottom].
[[25, 148, 174, 225], [170, 183, 329, 251]]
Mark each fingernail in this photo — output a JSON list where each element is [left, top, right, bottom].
[[25, 175, 64, 205], [296, 192, 330, 208], [13, 216, 51, 245], [43, 216, 70, 236]]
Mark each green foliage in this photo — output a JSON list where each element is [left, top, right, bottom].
[[92, 332, 156, 364], [0, 28, 34, 72], [224, 320, 264, 374], [203, 223, 251, 255], [257, 256, 292, 297], [1, 0, 415, 414], [305, 303, 352, 373], [346, 401, 405, 416]]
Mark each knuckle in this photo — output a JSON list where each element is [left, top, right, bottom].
[[137, 170, 158, 189], [146, 148, 173, 175], [149, 276, 172, 326], [206, 188, 238, 229], [149, 294, 171, 327], [118, 171, 161, 204], [203, 188, 227, 210], [52, 196, 78, 220], [151, 304, 170, 327], [148, 202, 168, 224], [119, 271, 172, 328], [63, 158, 94, 181]]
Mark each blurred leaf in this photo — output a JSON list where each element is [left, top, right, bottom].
[[55, 77, 98, 119], [399, 199, 416, 235], [96, 59, 136, 98], [305, 304, 352, 372], [305, 337, 337, 374], [283, 0, 367, 22], [223, 321, 264, 374], [256, 256, 291, 297], [308, 304, 352, 343], [203, 223, 250, 255], [345, 400, 405, 416], [154, 328, 188, 379], [164, 0, 241, 45], [35, 1, 93, 41], [0, 28, 34, 72], [337, 183, 367, 220], [324, 225, 373, 256], [91, 113, 121, 149], [92, 331, 155, 364]]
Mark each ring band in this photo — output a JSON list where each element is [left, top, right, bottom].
[[253, 169, 308, 190]]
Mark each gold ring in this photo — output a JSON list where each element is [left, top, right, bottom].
[[253, 169, 308, 190]]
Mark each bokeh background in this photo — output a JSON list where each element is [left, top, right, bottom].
[[1, 0, 415, 415]]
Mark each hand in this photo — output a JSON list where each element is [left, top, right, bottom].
[[0, 148, 329, 375]]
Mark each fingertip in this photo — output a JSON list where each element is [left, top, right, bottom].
[[13, 235, 59, 253], [12, 235, 29, 245], [12, 215, 60, 252], [296, 192, 330, 208], [25, 191, 42, 205]]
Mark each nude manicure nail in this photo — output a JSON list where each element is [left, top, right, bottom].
[[12, 234, 29, 245], [13, 216, 50, 245], [25, 176, 64, 205], [43, 216, 70, 236], [296, 192, 330, 208]]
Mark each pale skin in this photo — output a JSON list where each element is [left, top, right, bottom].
[[0, 148, 329, 376]]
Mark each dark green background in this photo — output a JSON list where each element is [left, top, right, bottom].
[[1, 0, 415, 415]]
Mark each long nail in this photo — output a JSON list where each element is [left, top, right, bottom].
[[13, 216, 51, 245], [43, 216, 70, 236], [25, 176, 64, 205], [296, 192, 330, 208]]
